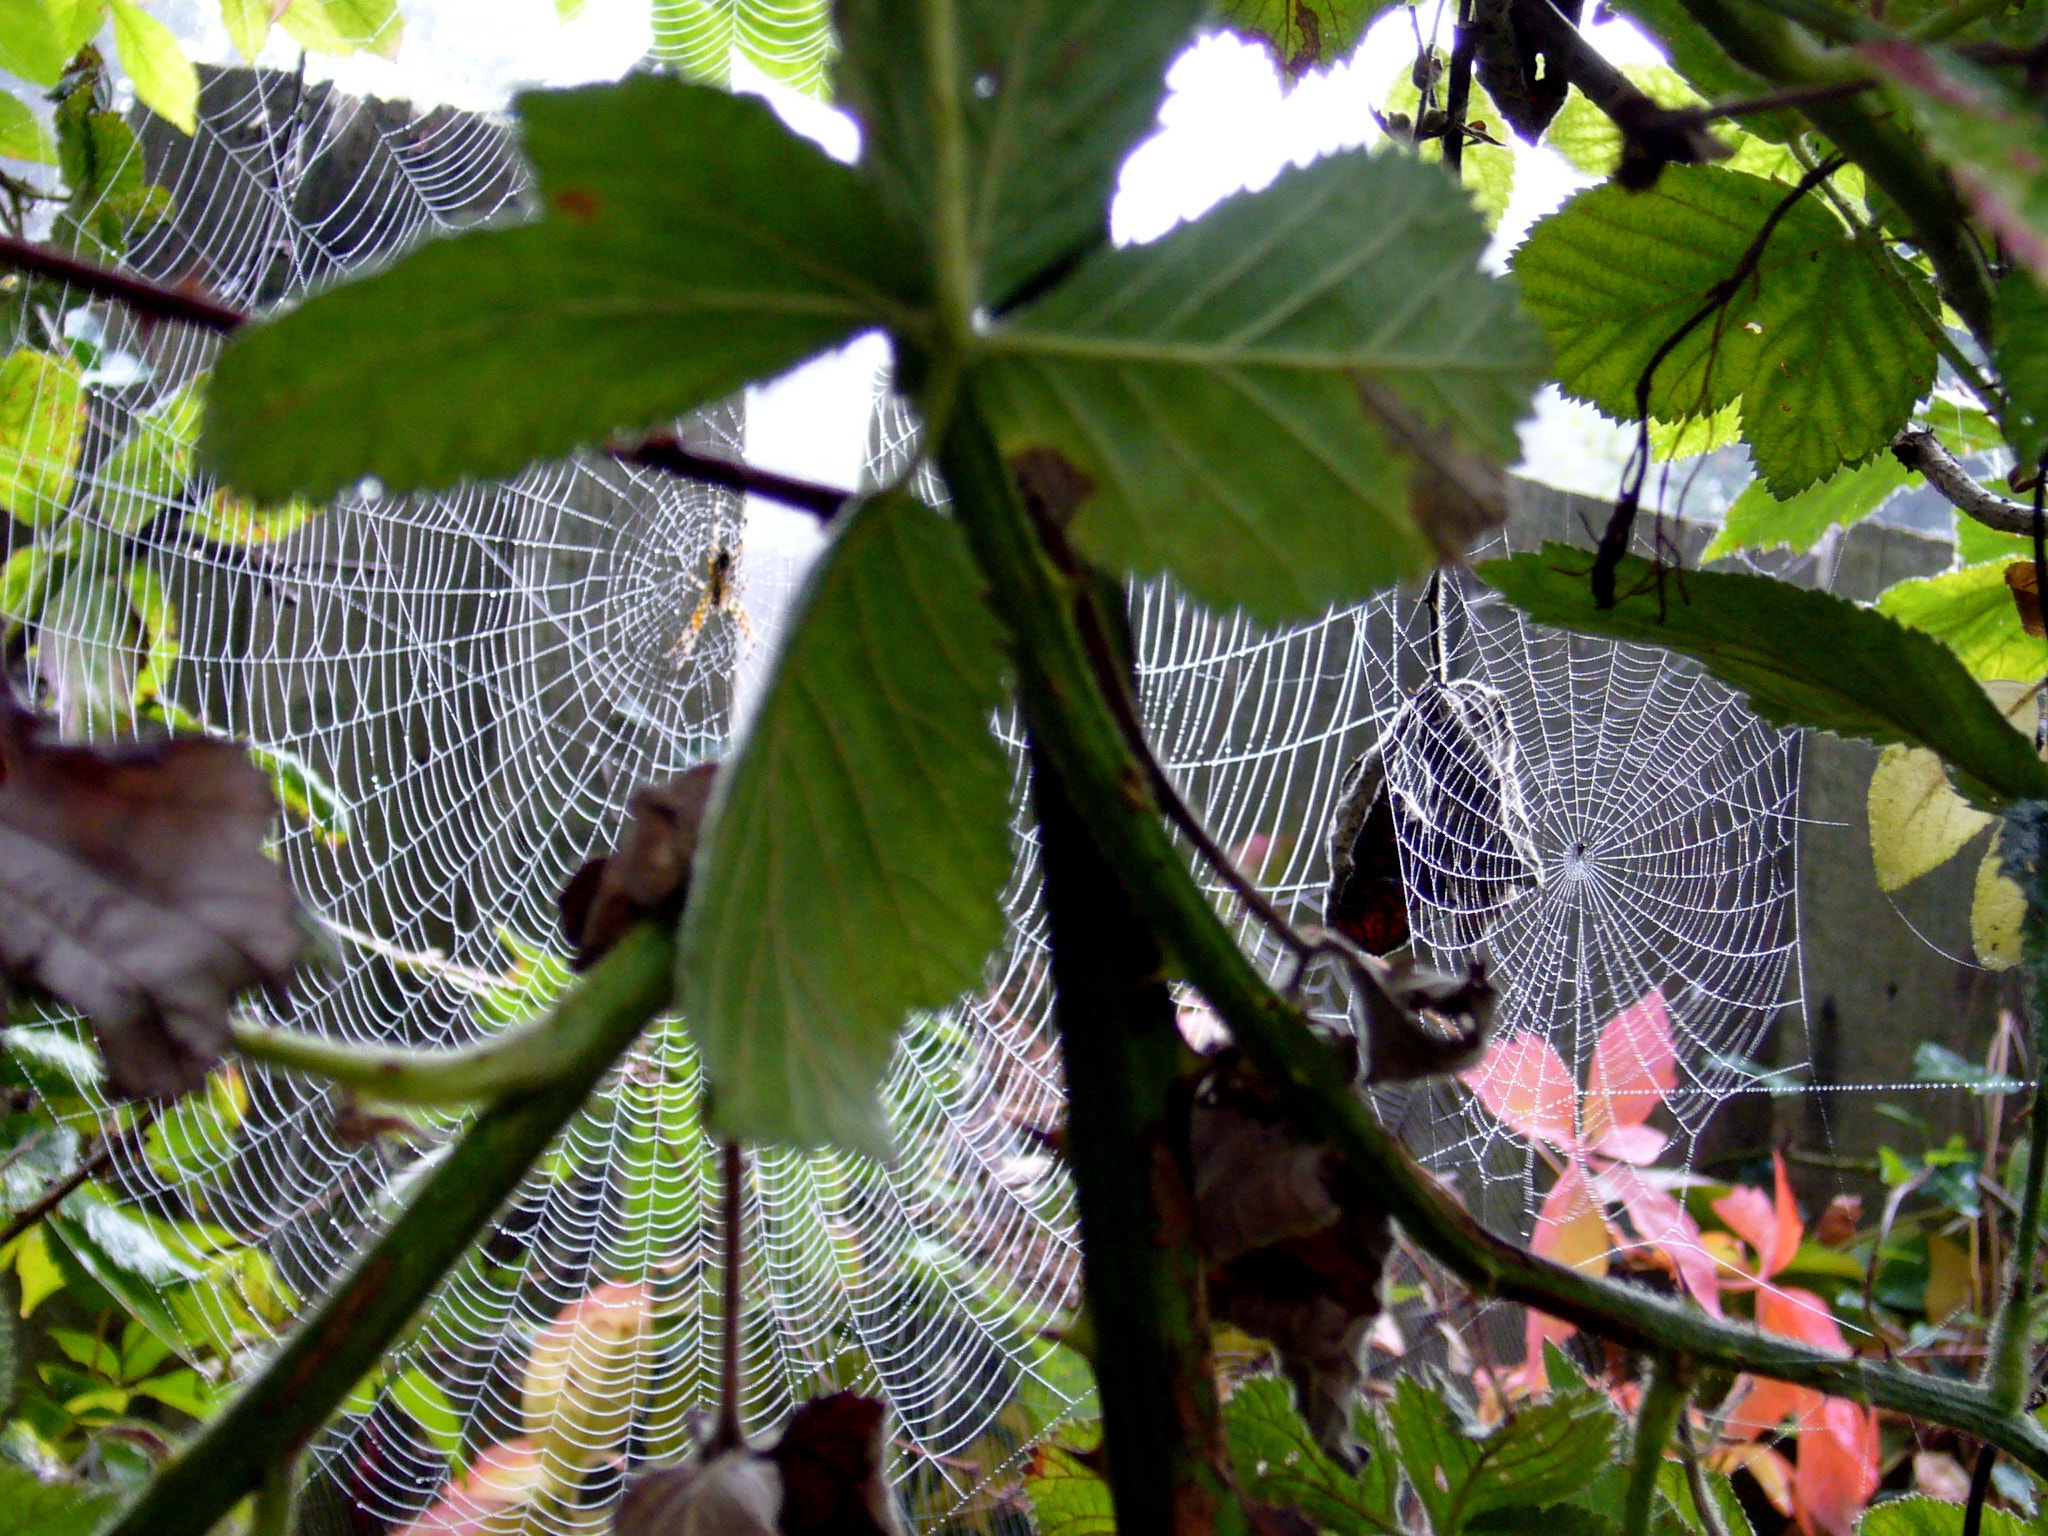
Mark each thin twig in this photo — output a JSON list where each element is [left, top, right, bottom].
[[0, 1106, 158, 1251], [1893, 430, 2042, 536], [1442, 0, 1477, 179], [0, 234, 856, 522], [1676, 1417, 1731, 1536], [710, 1139, 747, 1453], [1963, 1443, 1996, 1536]]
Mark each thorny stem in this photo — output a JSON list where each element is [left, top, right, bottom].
[[95, 925, 677, 1536], [937, 388, 2048, 1478], [1625, 1357, 1689, 1536], [1988, 806, 2048, 1412], [0, 235, 857, 523], [711, 1140, 747, 1454], [1676, 1418, 1730, 1536]]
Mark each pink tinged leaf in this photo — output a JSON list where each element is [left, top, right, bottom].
[[1713, 1154, 1803, 1277], [1768, 1152, 1804, 1277], [1758, 1285, 1848, 1355], [1794, 1400, 1880, 1536], [1725, 1374, 1822, 1440], [1600, 1163, 1722, 1315], [1519, 1305, 1576, 1394], [1534, 1160, 1613, 1275], [1581, 987, 1676, 1146], [1590, 1123, 1669, 1165], [393, 1438, 543, 1536], [1463, 1031, 1578, 1151]]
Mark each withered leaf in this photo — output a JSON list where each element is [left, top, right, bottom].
[[2008, 560, 2044, 638], [0, 686, 306, 1098], [560, 762, 718, 970], [1324, 752, 1409, 956], [618, 1449, 781, 1536]]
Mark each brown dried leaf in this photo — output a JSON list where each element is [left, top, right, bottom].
[[2008, 560, 2044, 637], [773, 1391, 904, 1536], [0, 686, 306, 1098], [618, 1449, 782, 1536], [560, 762, 718, 970]]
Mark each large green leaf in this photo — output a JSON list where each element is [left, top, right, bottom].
[[0, 0, 103, 87], [95, 375, 203, 534], [0, 92, 55, 165], [832, 0, 1207, 309], [1224, 1376, 1400, 1535], [1856, 1496, 2029, 1536], [0, 349, 83, 525], [108, 0, 196, 134], [978, 147, 1545, 623], [1025, 1446, 1115, 1536], [1478, 544, 2048, 809], [204, 76, 922, 503], [651, 0, 834, 95], [1877, 558, 2048, 682], [1996, 269, 2048, 468], [0, 1463, 114, 1536], [1511, 164, 1931, 486], [1702, 454, 1910, 560], [277, 0, 403, 57], [1386, 1378, 1617, 1535], [1217, 0, 1387, 76], [679, 492, 1013, 1155]]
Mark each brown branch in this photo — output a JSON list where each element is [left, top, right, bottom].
[[0, 235, 854, 522], [1893, 429, 2041, 535]]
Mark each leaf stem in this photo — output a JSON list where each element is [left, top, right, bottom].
[[1986, 804, 2048, 1411], [1676, 1417, 1731, 1536], [93, 924, 676, 1536], [230, 1008, 600, 1105], [1625, 1357, 1689, 1536], [938, 388, 2048, 1477]]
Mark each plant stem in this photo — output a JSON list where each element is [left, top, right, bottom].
[[1676, 1417, 1731, 1536], [1031, 587, 1248, 1535], [231, 1009, 600, 1105], [1987, 810, 2048, 1411], [93, 924, 676, 1536], [936, 390, 2048, 1476], [249, 1454, 299, 1536], [1625, 1357, 1689, 1536]]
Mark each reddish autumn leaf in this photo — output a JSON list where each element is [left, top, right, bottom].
[[1600, 1163, 1723, 1317], [1794, 1398, 1880, 1536], [1712, 1152, 1803, 1280], [1464, 1030, 1578, 1151], [1581, 987, 1676, 1155], [0, 686, 307, 1097], [1533, 1160, 1611, 1276]]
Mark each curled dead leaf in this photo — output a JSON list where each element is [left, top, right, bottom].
[[2008, 560, 2045, 638], [560, 762, 719, 970], [0, 685, 306, 1097], [619, 1449, 782, 1536]]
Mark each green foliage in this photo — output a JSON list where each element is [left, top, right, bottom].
[[0, 350, 81, 525], [0, 93, 54, 165], [1386, 1377, 1617, 1534], [1224, 1376, 1400, 1535], [1478, 544, 2048, 808], [105, 0, 196, 133], [93, 375, 202, 535], [680, 492, 1014, 1154], [981, 147, 1544, 623], [204, 77, 924, 502], [0, 1462, 114, 1535], [650, 0, 834, 96], [1216, 0, 1388, 76], [1026, 1445, 1116, 1536], [1879, 560, 2048, 683], [1512, 166, 1933, 494], [1380, 60, 1515, 228], [1857, 1495, 2031, 1536], [1703, 455, 1911, 559], [1996, 270, 2048, 469], [831, 0, 1207, 310]]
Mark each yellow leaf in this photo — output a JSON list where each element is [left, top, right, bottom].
[[14, 1227, 63, 1315], [1974, 831, 2024, 970], [1868, 744, 1992, 891], [522, 1280, 654, 1485], [1925, 1231, 1974, 1324], [108, 0, 197, 134]]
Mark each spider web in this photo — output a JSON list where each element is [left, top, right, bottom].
[[1, 52, 1813, 1536]]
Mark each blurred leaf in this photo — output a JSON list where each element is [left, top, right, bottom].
[[95, 376, 203, 535], [1703, 455, 1910, 560], [1915, 1040, 2015, 1091], [185, 490, 319, 546], [981, 147, 1542, 623], [3, 1025, 103, 1094], [129, 1365, 212, 1418], [107, 0, 196, 133], [649, 0, 833, 96], [834, 0, 1206, 309], [0, 0, 102, 86], [681, 492, 1012, 1154], [1867, 741, 1991, 890], [278, 0, 403, 58], [45, 1202, 189, 1358], [1957, 518, 2034, 568], [11, 1226, 63, 1314], [1224, 1375, 1399, 1535], [124, 561, 176, 706], [143, 697, 350, 845], [1997, 270, 2048, 469], [1879, 559, 2048, 682], [40, 571, 136, 738], [0, 92, 55, 165], [1387, 1377, 1617, 1534], [144, 1064, 246, 1183], [0, 1461, 115, 1535], [0, 546, 55, 636], [1479, 545, 2048, 809], [0, 350, 84, 526], [217, 0, 270, 59], [1217, 0, 1387, 76], [1651, 400, 1740, 462], [1975, 830, 2023, 968], [1543, 68, 1702, 177], [391, 1366, 464, 1463], [1856, 1494, 2029, 1535], [205, 77, 919, 503], [1025, 1445, 1115, 1536]]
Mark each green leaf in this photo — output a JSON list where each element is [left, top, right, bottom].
[[1469, 1508, 1622, 1536], [1997, 270, 2048, 469], [217, 0, 270, 59], [40, 569, 136, 737], [1956, 518, 2033, 568], [186, 489, 319, 546], [0, 1463, 115, 1536], [1856, 1495, 2030, 1536], [1478, 544, 2048, 809], [45, 1199, 192, 1358], [1387, 1378, 1618, 1535], [1383, 67, 1516, 229], [0, 545, 55, 635], [4, 1025, 103, 1093], [95, 374, 203, 534], [1543, 69, 1702, 177], [277, 0, 402, 58], [1702, 454, 1910, 560], [1224, 1376, 1400, 1535], [979, 147, 1544, 623], [107, 0, 196, 133], [0, 92, 55, 165], [205, 76, 920, 503], [680, 491, 1013, 1155], [651, 0, 834, 96], [390, 1366, 464, 1463], [130, 1365, 213, 1418], [125, 559, 176, 704], [0, 0, 99, 87], [0, 350, 84, 525], [1650, 400, 1740, 462], [1604, 0, 1792, 141], [1216, 0, 1387, 75], [144, 1064, 246, 1183], [1511, 167, 1847, 422], [833, 0, 1207, 309], [1878, 559, 2048, 683], [1025, 1445, 1115, 1536]]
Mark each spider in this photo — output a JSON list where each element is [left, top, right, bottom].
[[670, 540, 748, 667]]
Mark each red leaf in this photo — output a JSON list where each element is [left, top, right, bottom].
[[1581, 988, 1675, 1147], [1758, 1285, 1848, 1355], [1600, 1163, 1722, 1315], [1795, 1399, 1879, 1536], [1533, 1160, 1612, 1274], [1463, 1031, 1578, 1151], [1712, 1152, 1803, 1278]]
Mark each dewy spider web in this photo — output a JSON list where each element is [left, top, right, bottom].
[[4, 57, 1805, 1536]]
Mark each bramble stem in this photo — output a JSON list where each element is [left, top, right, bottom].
[[1987, 805, 2048, 1410], [94, 925, 676, 1536], [1625, 1358, 1688, 1536], [938, 388, 2048, 1476], [249, 1454, 299, 1536], [232, 1010, 593, 1105]]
